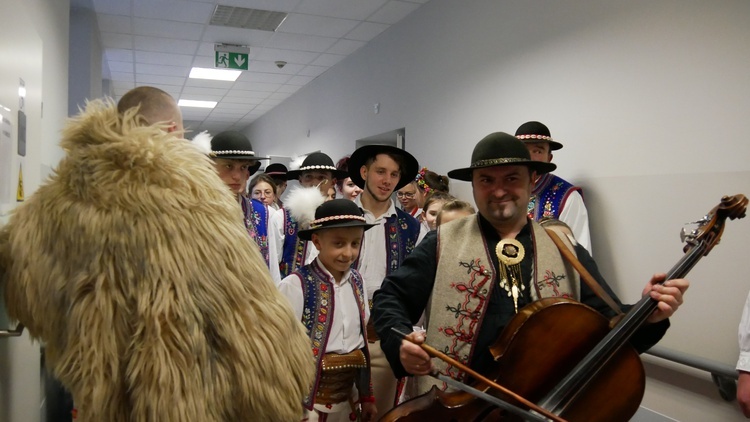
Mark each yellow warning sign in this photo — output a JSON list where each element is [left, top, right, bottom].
[[16, 165, 24, 202]]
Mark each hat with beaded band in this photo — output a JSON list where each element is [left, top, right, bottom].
[[514, 121, 563, 151], [447, 132, 556, 181], [287, 152, 349, 180], [297, 199, 377, 240], [209, 131, 269, 175]]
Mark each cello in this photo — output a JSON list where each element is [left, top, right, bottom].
[[381, 194, 747, 422]]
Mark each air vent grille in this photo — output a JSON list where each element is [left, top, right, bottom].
[[210, 5, 287, 32]]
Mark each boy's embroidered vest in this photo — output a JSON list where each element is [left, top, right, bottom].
[[280, 208, 308, 278], [528, 173, 582, 221], [240, 197, 270, 266], [297, 261, 370, 409], [416, 217, 580, 395]]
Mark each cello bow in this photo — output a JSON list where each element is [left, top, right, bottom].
[[393, 328, 567, 422]]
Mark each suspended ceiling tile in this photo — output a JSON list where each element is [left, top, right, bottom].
[[104, 48, 134, 62], [109, 71, 135, 82], [135, 50, 195, 66], [136, 63, 190, 77], [287, 75, 315, 85], [236, 72, 291, 84], [265, 32, 338, 53], [253, 48, 320, 65], [107, 61, 135, 73], [100, 32, 133, 49], [133, 17, 205, 41], [133, 36, 199, 54], [135, 74, 186, 86], [232, 81, 281, 91], [133, 0, 214, 24], [184, 78, 235, 89], [181, 86, 230, 97], [224, 90, 271, 100], [278, 14, 360, 38], [297, 65, 328, 77], [295, 0, 388, 21]]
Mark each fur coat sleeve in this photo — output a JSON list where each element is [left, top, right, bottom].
[[0, 99, 314, 422]]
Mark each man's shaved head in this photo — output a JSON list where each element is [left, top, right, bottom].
[[117, 86, 183, 133]]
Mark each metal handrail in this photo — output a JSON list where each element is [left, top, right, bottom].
[[644, 345, 738, 401], [0, 323, 24, 338]]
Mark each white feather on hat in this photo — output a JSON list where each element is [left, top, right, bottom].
[[191, 130, 213, 155], [284, 185, 326, 230]]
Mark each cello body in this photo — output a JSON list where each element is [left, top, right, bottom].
[[381, 298, 644, 422], [381, 194, 747, 422]]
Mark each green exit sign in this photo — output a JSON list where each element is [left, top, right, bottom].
[[215, 51, 248, 70]]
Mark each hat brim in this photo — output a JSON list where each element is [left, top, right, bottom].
[[286, 169, 349, 180], [213, 154, 271, 160], [447, 160, 557, 181], [348, 145, 419, 191], [298, 221, 377, 241]]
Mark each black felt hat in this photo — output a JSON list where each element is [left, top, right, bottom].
[[447, 132, 557, 181], [515, 121, 563, 151], [287, 152, 349, 180], [298, 199, 377, 241], [348, 145, 419, 191], [210, 131, 271, 160], [264, 163, 289, 180]]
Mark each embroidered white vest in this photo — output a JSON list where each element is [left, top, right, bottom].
[[416, 217, 580, 394]]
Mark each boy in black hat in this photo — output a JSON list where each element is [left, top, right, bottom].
[[278, 199, 378, 422], [515, 121, 591, 254], [347, 144, 427, 415], [372, 132, 689, 420], [275, 152, 350, 281], [203, 130, 281, 282]]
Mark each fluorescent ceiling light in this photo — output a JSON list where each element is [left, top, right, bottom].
[[178, 99, 217, 108], [189, 67, 241, 81]]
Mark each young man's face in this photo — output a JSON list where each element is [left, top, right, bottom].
[[311, 227, 364, 281], [300, 170, 334, 196], [360, 154, 401, 203], [214, 158, 255, 196]]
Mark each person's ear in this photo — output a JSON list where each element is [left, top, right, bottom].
[[166, 122, 177, 133], [359, 165, 367, 181], [311, 233, 322, 251], [548, 152, 554, 163]]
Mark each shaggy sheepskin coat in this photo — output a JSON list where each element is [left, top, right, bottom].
[[0, 100, 314, 421]]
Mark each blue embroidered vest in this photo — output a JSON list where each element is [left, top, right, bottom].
[[279, 208, 308, 278], [528, 173, 582, 221], [355, 208, 421, 281], [297, 261, 370, 409], [240, 197, 270, 266]]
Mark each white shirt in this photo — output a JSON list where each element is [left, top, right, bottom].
[[559, 190, 592, 256], [268, 207, 319, 285], [738, 291, 750, 372], [278, 258, 367, 354], [355, 196, 427, 300]]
